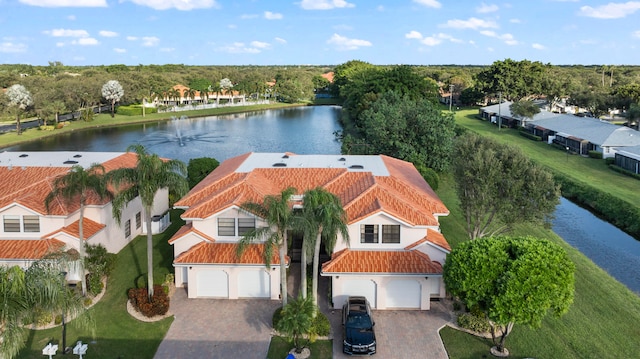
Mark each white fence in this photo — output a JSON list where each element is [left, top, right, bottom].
[[158, 100, 271, 113]]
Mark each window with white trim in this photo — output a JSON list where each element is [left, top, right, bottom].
[[360, 224, 378, 243], [238, 218, 256, 235], [125, 220, 131, 238], [23, 215, 40, 232], [135, 212, 142, 229], [381, 225, 400, 243], [3, 215, 20, 233], [218, 218, 235, 236]]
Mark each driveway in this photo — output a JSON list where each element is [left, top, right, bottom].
[[154, 290, 280, 359]]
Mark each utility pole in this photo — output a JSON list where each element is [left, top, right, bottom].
[[449, 84, 454, 112], [498, 91, 502, 131]]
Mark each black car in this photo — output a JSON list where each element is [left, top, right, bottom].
[[342, 296, 376, 355]]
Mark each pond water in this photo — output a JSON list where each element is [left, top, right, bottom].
[[6, 105, 639, 293]]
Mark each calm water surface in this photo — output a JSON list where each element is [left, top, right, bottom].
[[7, 105, 640, 293]]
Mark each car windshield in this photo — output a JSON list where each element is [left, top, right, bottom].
[[345, 313, 373, 329]]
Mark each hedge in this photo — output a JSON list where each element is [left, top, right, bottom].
[[117, 105, 158, 116], [609, 164, 640, 180], [553, 171, 640, 239], [519, 131, 542, 141], [588, 150, 603, 159]]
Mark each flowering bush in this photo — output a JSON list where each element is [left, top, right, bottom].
[[128, 285, 170, 317]]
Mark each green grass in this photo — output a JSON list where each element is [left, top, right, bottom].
[[438, 110, 640, 358], [266, 336, 333, 359], [16, 210, 186, 359], [0, 102, 303, 149]]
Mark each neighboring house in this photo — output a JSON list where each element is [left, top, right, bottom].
[[171, 152, 450, 310], [615, 145, 640, 174], [479, 102, 640, 158], [156, 84, 245, 106], [0, 151, 170, 270]]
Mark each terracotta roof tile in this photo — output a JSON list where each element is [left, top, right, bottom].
[[321, 249, 442, 274], [0, 239, 66, 260], [174, 242, 287, 265], [168, 222, 215, 244], [404, 229, 451, 252], [42, 218, 105, 241]]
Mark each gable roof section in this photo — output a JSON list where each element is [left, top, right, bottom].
[[168, 222, 215, 244], [0, 239, 65, 260], [42, 218, 105, 241], [321, 249, 442, 274], [405, 229, 451, 252], [174, 242, 287, 265]]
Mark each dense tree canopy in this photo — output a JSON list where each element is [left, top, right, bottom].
[[452, 133, 560, 240], [509, 100, 541, 126], [475, 59, 548, 101], [443, 235, 575, 354]]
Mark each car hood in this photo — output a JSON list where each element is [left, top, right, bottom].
[[345, 326, 375, 346]]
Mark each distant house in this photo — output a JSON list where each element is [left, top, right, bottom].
[[480, 102, 640, 158], [615, 145, 640, 174], [0, 151, 171, 270], [156, 84, 245, 106], [171, 152, 450, 310]]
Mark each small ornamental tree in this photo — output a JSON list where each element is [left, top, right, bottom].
[[5, 84, 33, 135], [276, 295, 314, 354], [219, 78, 233, 97], [443, 236, 575, 356], [101, 80, 124, 117], [509, 100, 540, 127]]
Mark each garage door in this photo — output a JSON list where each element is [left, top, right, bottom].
[[385, 279, 421, 309], [342, 279, 376, 308], [196, 270, 229, 298], [238, 270, 271, 298]]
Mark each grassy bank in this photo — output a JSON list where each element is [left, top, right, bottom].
[[16, 211, 185, 359], [437, 110, 640, 358], [0, 102, 302, 149]]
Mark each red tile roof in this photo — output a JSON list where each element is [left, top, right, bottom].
[[168, 222, 215, 244], [42, 218, 105, 241], [405, 229, 451, 252], [0, 239, 65, 260], [321, 249, 442, 274], [174, 242, 288, 265]]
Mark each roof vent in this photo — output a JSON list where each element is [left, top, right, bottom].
[[19, 154, 28, 158], [273, 163, 287, 167], [282, 154, 289, 159], [338, 157, 346, 161], [349, 165, 364, 169], [63, 160, 78, 165], [73, 154, 82, 158]]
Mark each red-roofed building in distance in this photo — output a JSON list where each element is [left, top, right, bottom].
[[171, 152, 450, 310], [0, 151, 171, 269]]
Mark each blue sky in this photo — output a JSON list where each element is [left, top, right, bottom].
[[1, 0, 639, 66]]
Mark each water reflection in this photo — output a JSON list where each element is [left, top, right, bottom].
[[140, 116, 228, 148], [553, 197, 640, 294]]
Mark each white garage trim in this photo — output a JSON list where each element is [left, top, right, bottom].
[[196, 270, 229, 298], [342, 279, 376, 308], [238, 270, 271, 298], [385, 279, 421, 309]]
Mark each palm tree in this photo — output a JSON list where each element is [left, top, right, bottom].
[[1, 257, 90, 359], [238, 187, 298, 306], [301, 187, 349, 312], [45, 164, 110, 296], [184, 88, 196, 105], [209, 83, 222, 105], [107, 144, 188, 299]]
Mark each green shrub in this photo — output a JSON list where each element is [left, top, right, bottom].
[[519, 131, 542, 141], [457, 312, 490, 333], [87, 273, 103, 297], [127, 285, 170, 317], [272, 307, 284, 328], [588, 150, 603, 159], [309, 312, 331, 337], [54, 314, 62, 325], [117, 105, 158, 116], [187, 157, 220, 188], [609, 164, 640, 180], [84, 297, 93, 307], [416, 165, 440, 191], [605, 157, 615, 165]]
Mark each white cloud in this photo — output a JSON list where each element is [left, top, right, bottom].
[[326, 33, 372, 50], [218, 42, 261, 54], [633, 30, 640, 38], [532, 43, 546, 50], [99, 30, 118, 37], [405, 30, 423, 39], [72, 37, 99, 45], [441, 17, 498, 30], [300, 0, 355, 10], [251, 41, 271, 49], [240, 14, 259, 19], [19, 0, 107, 7], [579, 1, 640, 19], [413, 0, 441, 8], [264, 11, 283, 20], [476, 2, 498, 13], [44, 28, 90, 37], [160, 47, 175, 52], [480, 30, 518, 45], [67, 15, 76, 20], [406, 31, 462, 46], [114, 48, 126, 53], [127, 0, 218, 11], [56, 42, 65, 47], [0, 42, 27, 53], [274, 37, 287, 44], [126, 36, 138, 41], [421, 36, 442, 46], [509, 18, 521, 23], [141, 36, 159, 47]]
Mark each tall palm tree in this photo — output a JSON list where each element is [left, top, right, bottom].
[[45, 164, 110, 296], [301, 187, 349, 312], [107, 144, 188, 299], [237, 187, 298, 306]]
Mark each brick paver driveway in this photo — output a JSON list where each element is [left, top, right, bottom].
[[154, 289, 280, 359]]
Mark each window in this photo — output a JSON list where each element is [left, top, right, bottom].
[[23, 215, 40, 232], [125, 220, 131, 238], [218, 218, 235, 236], [360, 224, 378, 243], [3, 215, 20, 232], [382, 225, 400, 243], [135, 212, 142, 229], [238, 218, 255, 236]]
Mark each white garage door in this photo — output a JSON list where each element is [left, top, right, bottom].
[[342, 279, 376, 308], [386, 279, 421, 309], [238, 270, 271, 298], [196, 270, 229, 298]]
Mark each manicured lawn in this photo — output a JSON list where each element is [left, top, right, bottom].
[[437, 111, 640, 358], [16, 210, 185, 359], [266, 336, 333, 359], [0, 102, 302, 149]]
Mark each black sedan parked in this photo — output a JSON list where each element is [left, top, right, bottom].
[[342, 296, 376, 355]]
